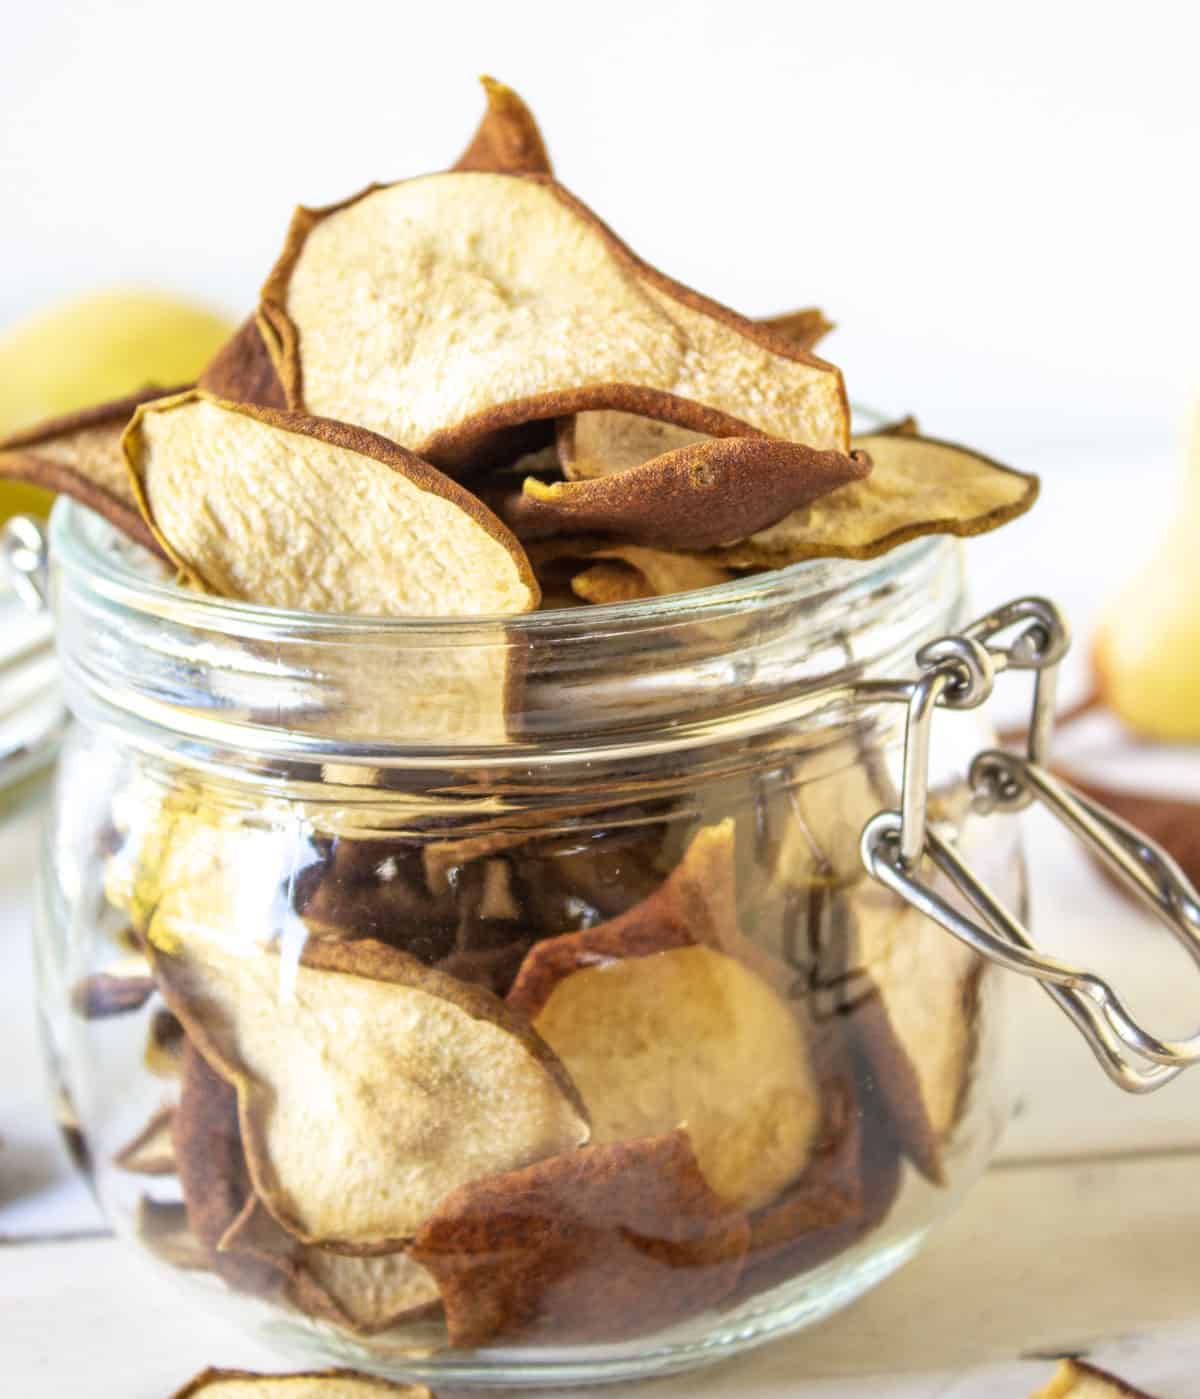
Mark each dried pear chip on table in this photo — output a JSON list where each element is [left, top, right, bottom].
[[258, 172, 849, 471], [759, 305, 834, 350], [707, 432, 1039, 567], [219, 1197, 441, 1334], [485, 437, 870, 549], [169, 1370, 435, 1398], [508, 823, 821, 1212], [848, 878, 982, 1184], [114, 1104, 177, 1175], [1028, 1359, 1159, 1399], [123, 391, 538, 615], [197, 317, 287, 408], [0, 386, 184, 551], [411, 1128, 748, 1347], [452, 74, 553, 176], [150, 927, 589, 1250]]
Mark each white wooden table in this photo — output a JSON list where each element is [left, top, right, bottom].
[[4, 447, 1200, 1398]]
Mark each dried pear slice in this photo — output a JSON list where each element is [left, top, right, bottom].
[[571, 560, 648, 604], [558, 306, 833, 481], [123, 391, 538, 616], [1029, 1359, 1158, 1399], [487, 438, 868, 549], [259, 173, 848, 470], [169, 1371, 434, 1398], [759, 306, 834, 351], [513, 943, 819, 1212], [220, 1198, 441, 1334], [197, 317, 287, 408], [508, 823, 819, 1212], [115, 1105, 177, 1175], [70, 967, 155, 1019], [411, 1128, 747, 1347], [707, 432, 1039, 567], [0, 386, 184, 551], [452, 75, 552, 176], [150, 930, 589, 1250], [175, 1042, 282, 1295], [849, 879, 981, 1184], [530, 538, 735, 603]]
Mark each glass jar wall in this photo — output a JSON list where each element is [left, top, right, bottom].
[[35, 502, 1021, 1387]]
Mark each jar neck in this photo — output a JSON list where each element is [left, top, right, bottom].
[[50, 503, 967, 785]]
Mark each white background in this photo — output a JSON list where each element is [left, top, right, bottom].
[[1, 0, 1197, 465]]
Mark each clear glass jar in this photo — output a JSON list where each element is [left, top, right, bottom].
[[35, 499, 1021, 1388]]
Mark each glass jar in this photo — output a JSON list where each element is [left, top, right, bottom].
[[35, 499, 1022, 1388]]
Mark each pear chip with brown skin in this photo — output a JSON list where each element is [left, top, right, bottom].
[[411, 1128, 748, 1347], [149, 927, 589, 1250], [0, 385, 185, 552], [259, 172, 849, 472], [123, 390, 539, 616]]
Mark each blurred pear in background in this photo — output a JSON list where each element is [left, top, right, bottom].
[[0, 289, 234, 523], [1094, 401, 1200, 741]]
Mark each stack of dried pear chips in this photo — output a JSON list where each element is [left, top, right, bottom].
[[46, 78, 1027, 1352]]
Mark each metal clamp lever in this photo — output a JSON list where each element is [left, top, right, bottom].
[[858, 595, 1200, 1093]]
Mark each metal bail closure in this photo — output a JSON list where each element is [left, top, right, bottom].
[[859, 595, 1200, 1094]]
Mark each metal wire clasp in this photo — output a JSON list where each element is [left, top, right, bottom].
[[858, 595, 1200, 1093]]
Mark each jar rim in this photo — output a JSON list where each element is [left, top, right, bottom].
[[50, 497, 943, 639]]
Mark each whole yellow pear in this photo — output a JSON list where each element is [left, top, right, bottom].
[[0, 288, 234, 522], [1094, 405, 1200, 740]]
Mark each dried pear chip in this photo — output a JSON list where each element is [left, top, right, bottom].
[[411, 1128, 748, 1346], [486, 437, 869, 549], [759, 306, 834, 351], [0, 386, 183, 551], [70, 967, 155, 1019], [849, 879, 981, 1184], [169, 1370, 434, 1399], [123, 391, 538, 616], [151, 932, 589, 1250], [259, 173, 848, 470], [571, 560, 648, 604], [557, 306, 833, 481], [530, 538, 735, 603], [220, 1198, 440, 1334], [115, 1105, 177, 1175], [175, 1042, 283, 1295], [706, 432, 1039, 567], [197, 317, 287, 408], [452, 75, 552, 176], [137, 1197, 210, 1272], [513, 943, 820, 1211], [1029, 1359, 1158, 1399]]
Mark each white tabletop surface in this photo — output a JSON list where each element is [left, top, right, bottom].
[[4, 442, 1200, 1397]]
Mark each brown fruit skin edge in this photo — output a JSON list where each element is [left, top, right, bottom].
[[256, 172, 850, 472], [452, 75, 553, 177], [0, 385, 189, 556], [152, 936, 587, 1255], [120, 388, 540, 612], [705, 432, 1040, 568], [197, 317, 287, 409]]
